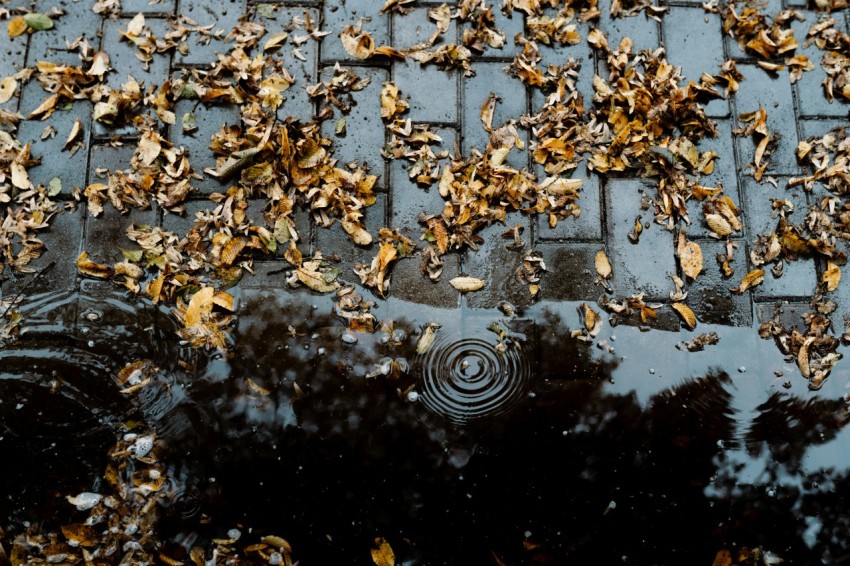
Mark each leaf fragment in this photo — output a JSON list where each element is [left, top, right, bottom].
[[730, 268, 764, 294], [0, 77, 17, 104], [824, 261, 841, 292], [594, 250, 612, 280]]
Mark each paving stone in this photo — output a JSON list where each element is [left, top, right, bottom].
[[389, 127, 455, 239], [790, 17, 850, 119], [16, 99, 92, 196], [461, 61, 527, 168], [2, 206, 84, 296], [463, 212, 537, 309], [170, 99, 241, 194], [536, 242, 603, 301], [739, 177, 816, 300], [798, 118, 847, 141], [321, 0, 391, 63], [174, 0, 245, 66], [95, 17, 173, 138], [662, 7, 729, 118], [535, 161, 602, 241], [685, 238, 753, 326], [85, 144, 158, 261], [468, 6, 524, 59], [26, 0, 100, 67], [733, 63, 801, 176], [320, 65, 387, 186], [388, 252, 460, 308], [257, 7, 320, 123], [84, 203, 158, 263], [597, 10, 660, 55], [392, 8, 458, 124], [315, 193, 387, 281], [606, 178, 676, 300], [102, 16, 172, 90]]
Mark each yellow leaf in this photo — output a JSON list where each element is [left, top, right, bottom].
[[730, 269, 764, 294], [705, 213, 732, 237], [671, 302, 697, 330], [449, 276, 486, 292], [146, 272, 165, 304], [480, 92, 497, 132], [7, 17, 26, 38], [580, 303, 602, 336], [76, 251, 114, 279], [371, 537, 395, 566], [342, 220, 373, 246], [824, 261, 841, 292], [184, 287, 215, 328]]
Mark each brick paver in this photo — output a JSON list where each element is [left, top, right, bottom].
[[1, 0, 849, 333]]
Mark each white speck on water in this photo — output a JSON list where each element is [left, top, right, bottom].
[[317, 347, 326, 355], [227, 528, 241, 540], [341, 332, 357, 344], [87, 340, 95, 348], [738, 366, 746, 373], [132, 435, 154, 458], [406, 391, 419, 403], [68, 492, 102, 511], [648, 368, 656, 375]]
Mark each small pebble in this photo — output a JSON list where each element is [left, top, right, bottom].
[[738, 366, 746, 373], [406, 391, 419, 403], [648, 368, 656, 375]]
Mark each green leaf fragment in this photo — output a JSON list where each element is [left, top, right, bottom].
[[24, 13, 53, 31], [48, 177, 62, 196]]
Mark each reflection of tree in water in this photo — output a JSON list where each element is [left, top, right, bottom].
[[4, 295, 850, 564]]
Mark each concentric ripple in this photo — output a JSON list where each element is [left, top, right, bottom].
[[415, 331, 530, 425]]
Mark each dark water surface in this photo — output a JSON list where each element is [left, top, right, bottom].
[[2, 285, 850, 564]]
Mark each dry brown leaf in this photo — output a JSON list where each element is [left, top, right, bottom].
[[184, 286, 215, 328], [595, 250, 612, 279], [824, 261, 841, 292], [481, 92, 497, 132], [341, 220, 373, 245], [671, 302, 697, 330], [146, 272, 165, 304], [371, 537, 395, 566], [730, 268, 765, 294], [340, 25, 375, 60], [581, 303, 603, 336], [677, 233, 703, 280], [76, 251, 114, 279], [0, 77, 16, 104], [63, 118, 83, 151], [450, 276, 486, 292], [797, 336, 815, 378], [705, 213, 732, 237]]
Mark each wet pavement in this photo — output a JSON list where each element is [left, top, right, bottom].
[[0, 0, 850, 564]]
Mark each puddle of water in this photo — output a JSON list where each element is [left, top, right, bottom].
[[1, 287, 850, 564]]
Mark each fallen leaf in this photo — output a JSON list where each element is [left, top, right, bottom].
[[184, 286, 215, 328], [730, 268, 764, 294], [677, 233, 703, 280], [481, 92, 497, 132], [0, 77, 17, 104], [581, 303, 602, 336], [76, 251, 114, 279], [23, 13, 53, 31], [594, 250, 612, 279], [449, 276, 486, 292], [824, 261, 841, 292], [8, 17, 26, 38], [371, 537, 395, 566], [671, 302, 697, 330], [62, 118, 83, 151], [340, 25, 375, 59]]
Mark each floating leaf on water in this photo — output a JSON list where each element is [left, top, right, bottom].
[[450, 276, 486, 292], [61, 523, 98, 547], [246, 378, 271, 396], [184, 286, 215, 328], [671, 302, 697, 330], [371, 537, 395, 566], [580, 303, 602, 336], [416, 322, 441, 354], [66, 492, 102, 511], [76, 251, 114, 279]]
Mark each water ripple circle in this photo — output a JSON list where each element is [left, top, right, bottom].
[[415, 330, 530, 425]]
